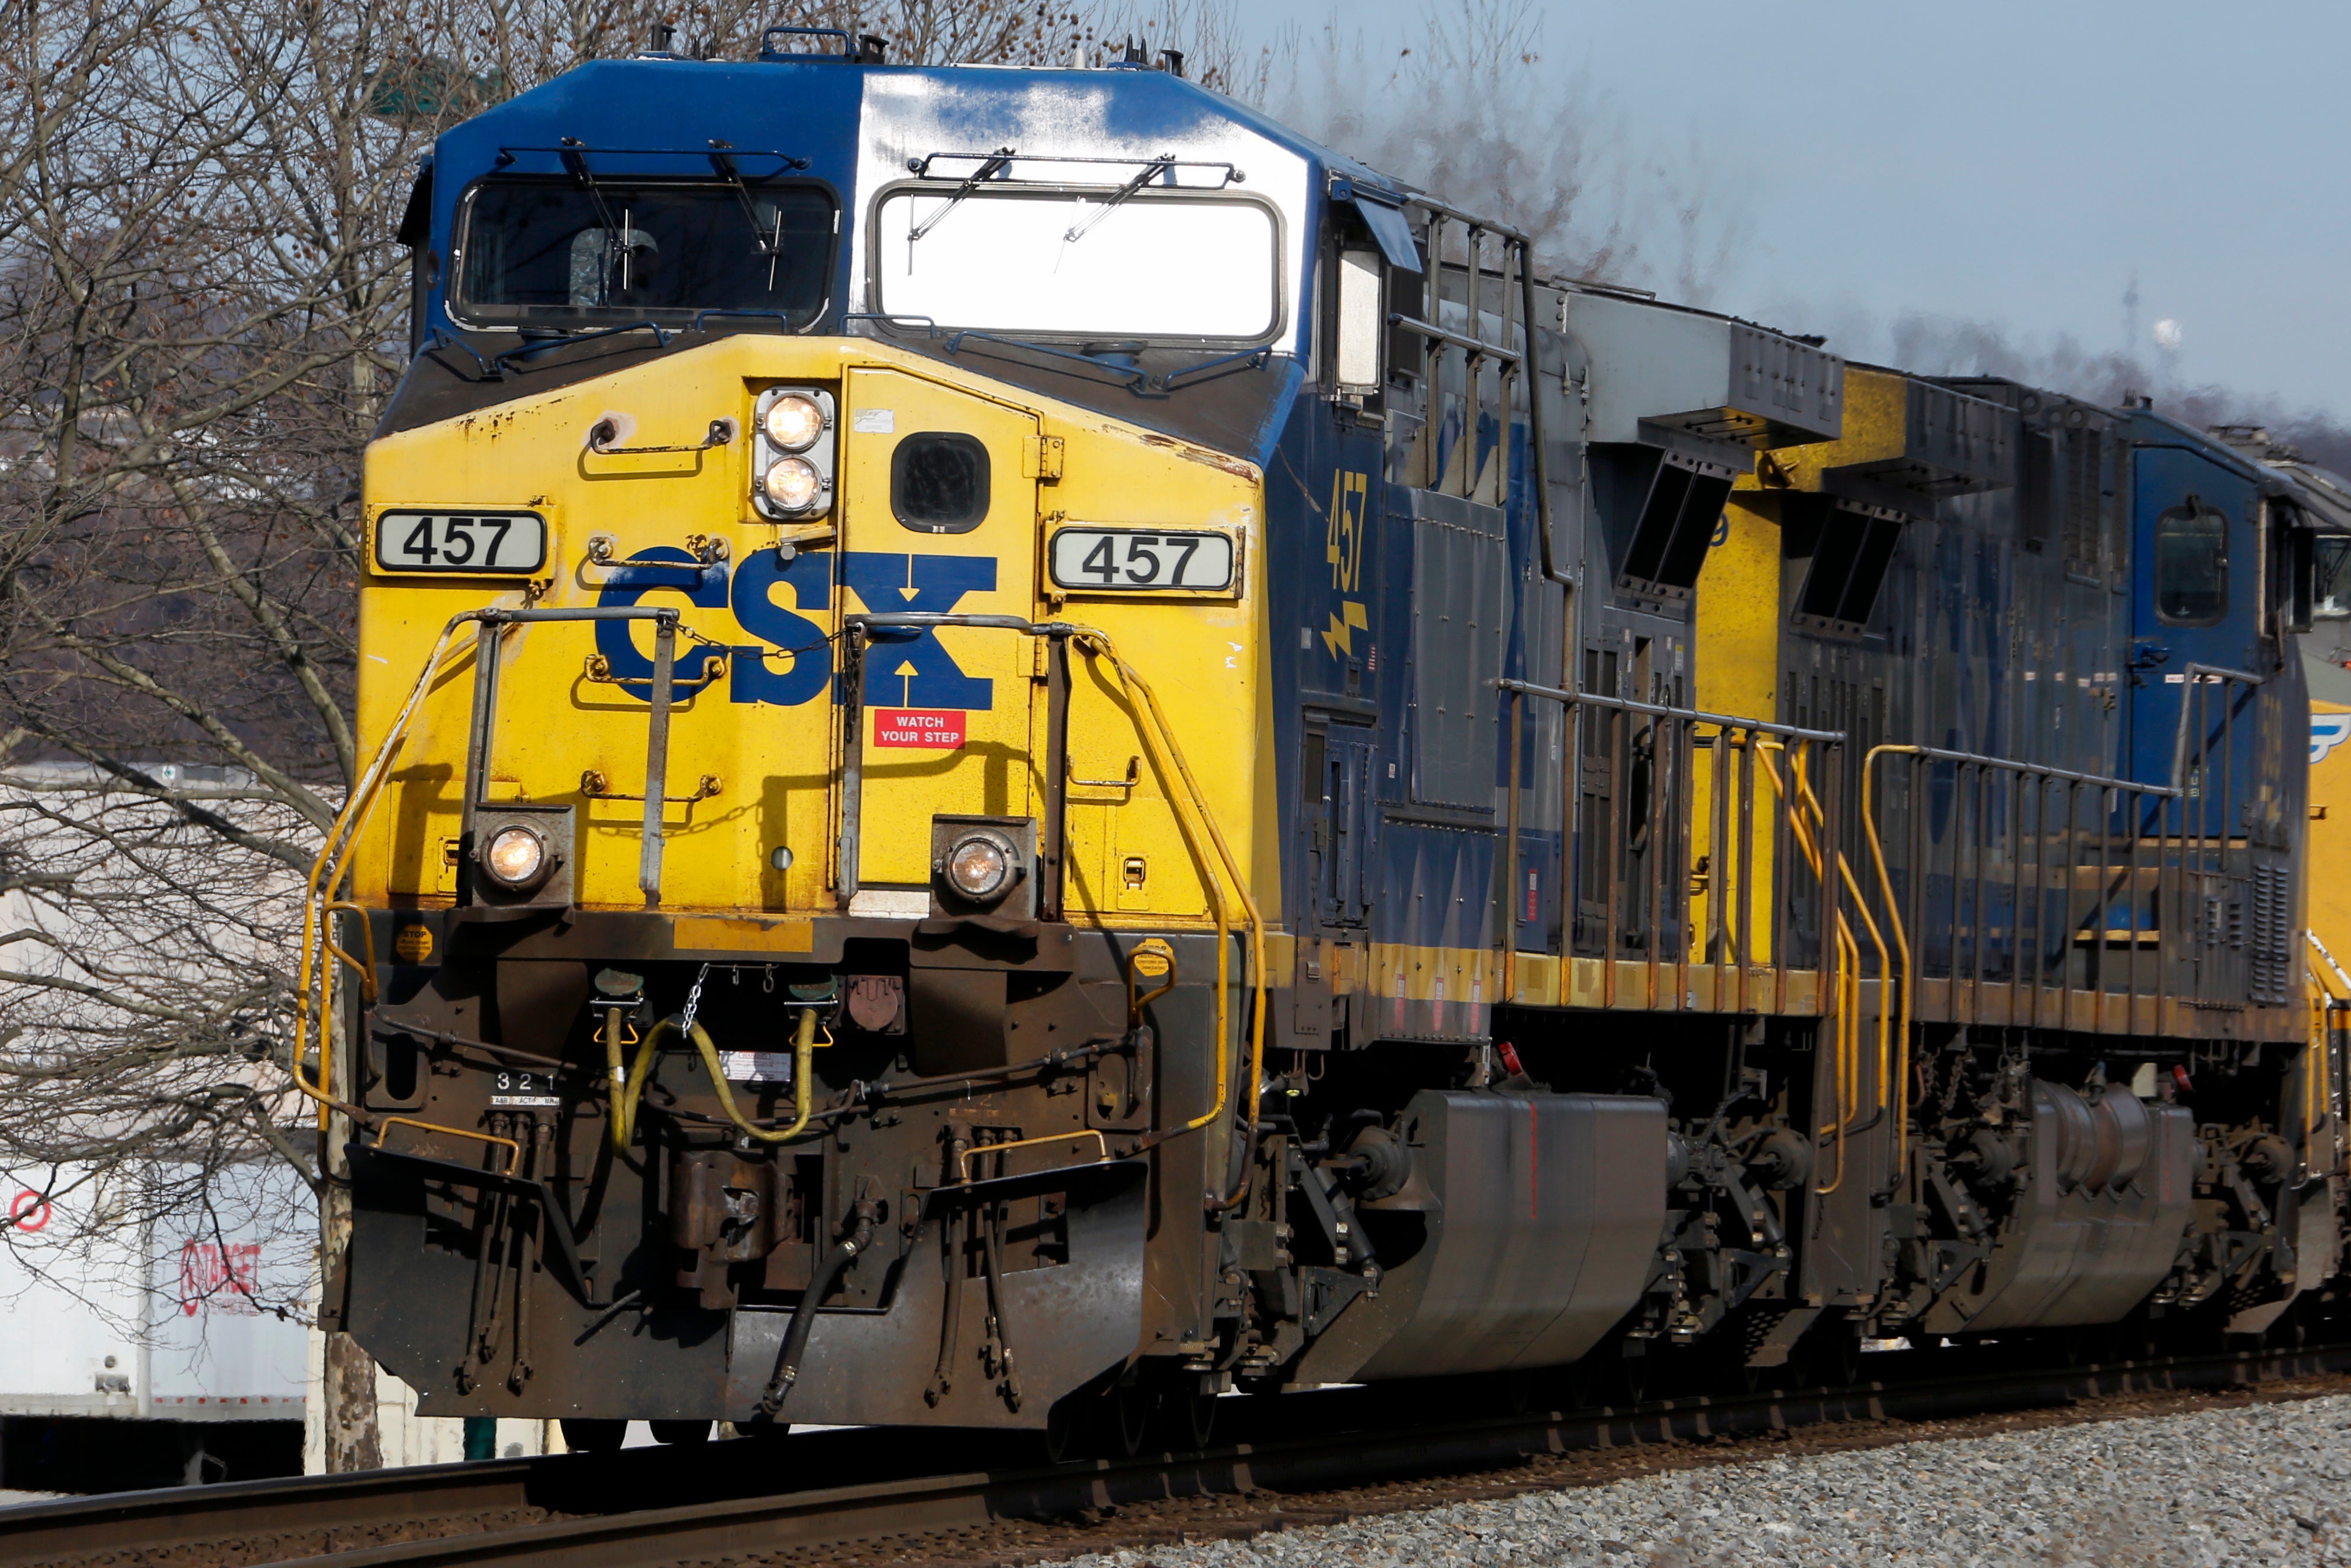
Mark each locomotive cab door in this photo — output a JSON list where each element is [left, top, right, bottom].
[[1299, 715, 1376, 931], [832, 367, 1043, 906], [2125, 443, 2263, 822]]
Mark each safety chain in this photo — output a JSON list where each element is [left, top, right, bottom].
[[679, 962, 712, 1034]]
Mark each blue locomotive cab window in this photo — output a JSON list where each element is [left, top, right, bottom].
[[454, 178, 834, 327], [2155, 503, 2229, 625]]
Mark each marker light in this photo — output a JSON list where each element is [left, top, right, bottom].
[[944, 832, 1014, 901], [483, 825, 549, 889], [762, 456, 824, 512], [762, 393, 827, 452]]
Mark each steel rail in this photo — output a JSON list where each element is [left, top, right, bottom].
[[10, 1340, 2350, 1568]]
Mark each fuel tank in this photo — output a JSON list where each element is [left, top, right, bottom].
[[1923, 1081, 2195, 1334], [1295, 1089, 1666, 1382]]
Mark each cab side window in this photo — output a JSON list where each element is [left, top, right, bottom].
[[1333, 247, 1383, 394], [2155, 502, 2229, 625]]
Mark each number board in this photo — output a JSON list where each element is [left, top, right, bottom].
[[1049, 528, 1235, 593], [375, 510, 549, 574], [491, 1069, 560, 1108]]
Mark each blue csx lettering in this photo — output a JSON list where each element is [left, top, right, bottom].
[[592, 548, 995, 709]]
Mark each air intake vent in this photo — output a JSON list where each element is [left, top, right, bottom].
[[1613, 451, 1737, 605], [1792, 501, 1905, 636], [2248, 862, 2292, 1006]]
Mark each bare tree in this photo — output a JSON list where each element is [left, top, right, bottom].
[[1252, 0, 1755, 299]]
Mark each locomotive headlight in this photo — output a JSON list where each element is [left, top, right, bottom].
[[483, 825, 549, 890], [943, 830, 1018, 902], [762, 456, 824, 513], [751, 386, 836, 522], [762, 393, 827, 452]]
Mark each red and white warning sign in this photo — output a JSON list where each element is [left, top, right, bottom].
[[872, 709, 966, 748]]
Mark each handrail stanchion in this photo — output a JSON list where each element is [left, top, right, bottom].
[[459, 616, 505, 902], [1673, 712, 1694, 1007], [2124, 784, 2142, 1022], [1039, 630, 1072, 924], [639, 615, 677, 906], [1707, 722, 1732, 1001], [1502, 684, 1523, 1006], [1604, 704, 1623, 1008], [1736, 731, 1756, 1015], [1648, 708, 1668, 1009], [835, 624, 867, 904]]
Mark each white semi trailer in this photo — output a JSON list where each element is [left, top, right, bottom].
[[0, 1159, 311, 1489]]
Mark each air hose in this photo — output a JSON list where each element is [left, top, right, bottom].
[[608, 1007, 820, 1153], [759, 1198, 879, 1416], [685, 1007, 819, 1144]]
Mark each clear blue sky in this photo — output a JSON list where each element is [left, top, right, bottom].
[[1236, 0, 2351, 418]]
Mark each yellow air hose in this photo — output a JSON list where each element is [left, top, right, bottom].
[[609, 1006, 821, 1153]]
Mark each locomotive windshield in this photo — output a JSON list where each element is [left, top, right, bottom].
[[453, 178, 835, 327], [872, 189, 1278, 340]]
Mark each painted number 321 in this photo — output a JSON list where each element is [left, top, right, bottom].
[[491, 1071, 559, 1108]]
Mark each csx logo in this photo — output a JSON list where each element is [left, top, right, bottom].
[[595, 547, 992, 709], [2314, 712, 2351, 766]]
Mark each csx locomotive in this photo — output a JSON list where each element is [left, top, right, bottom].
[[306, 29, 2351, 1451]]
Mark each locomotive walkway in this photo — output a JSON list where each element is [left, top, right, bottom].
[[7, 1343, 2347, 1568]]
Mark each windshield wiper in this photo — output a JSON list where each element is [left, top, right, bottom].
[[943, 330, 1150, 392], [908, 147, 1015, 243], [557, 137, 623, 240], [708, 140, 791, 259], [557, 137, 642, 294], [1063, 153, 1175, 244]]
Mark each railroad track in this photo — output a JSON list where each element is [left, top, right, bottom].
[[11, 1341, 2349, 1568]]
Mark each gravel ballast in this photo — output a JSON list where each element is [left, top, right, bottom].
[[1049, 1392, 2351, 1567]]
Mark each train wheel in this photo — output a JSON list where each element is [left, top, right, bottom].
[[648, 1420, 711, 1444], [559, 1418, 627, 1454], [1162, 1390, 1217, 1451], [1813, 1324, 1862, 1389], [1044, 1395, 1086, 1464], [1112, 1387, 1154, 1458]]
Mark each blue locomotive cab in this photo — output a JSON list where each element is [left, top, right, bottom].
[[2124, 428, 2270, 805]]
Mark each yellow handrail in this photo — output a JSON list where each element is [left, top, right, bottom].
[[292, 611, 477, 1128], [1068, 628, 1266, 1210], [957, 1129, 1109, 1182], [375, 1116, 522, 1176], [292, 617, 512, 1169], [1756, 743, 1888, 1198], [1859, 746, 1918, 1178], [1786, 750, 1895, 1120]]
